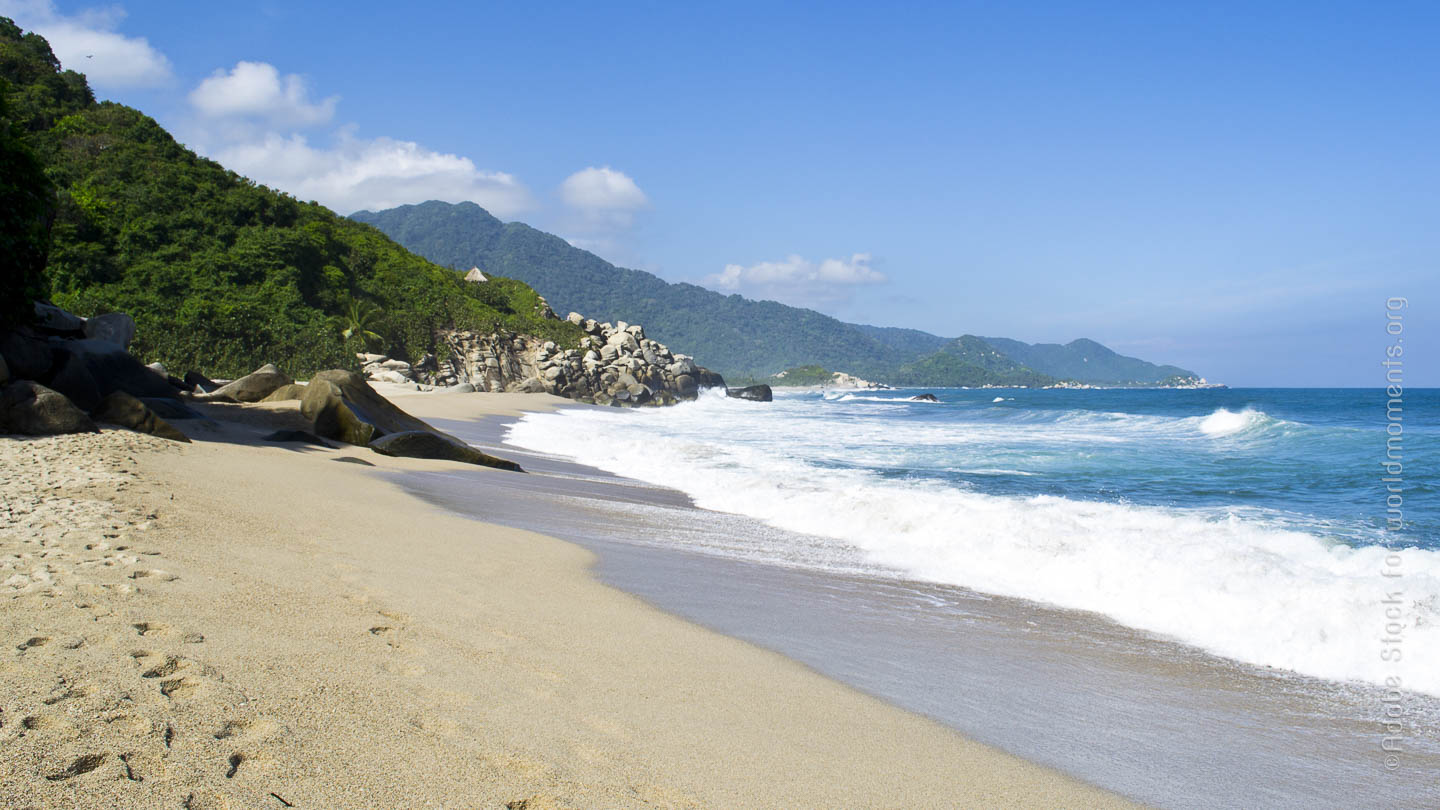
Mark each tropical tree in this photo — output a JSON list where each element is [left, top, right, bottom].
[[333, 296, 384, 351]]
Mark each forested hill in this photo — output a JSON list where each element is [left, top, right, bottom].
[[980, 337, 1197, 385], [351, 201, 927, 379], [352, 201, 1204, 386], [0, 18, 577, 378]]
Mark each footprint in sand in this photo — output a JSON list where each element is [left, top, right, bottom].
[[213, 717, 279, 742], [45, 753, 107, 781], [135, 621, 205, 644], [128, 569, 178, 582], [131, 651, 217, 699], [41, 684, 87, 705]]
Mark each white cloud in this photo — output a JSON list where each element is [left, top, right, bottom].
[[0, 0, 172, 88], [559, 166, 648, 228], [706, 253, 888, 309], [206, 130, 533, 216], [179, 61, 531, 216], [190, 61, 337, 127]]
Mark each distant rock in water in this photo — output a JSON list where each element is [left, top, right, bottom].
[[909, 393, 939, 402], [727, 384, 773, 402]]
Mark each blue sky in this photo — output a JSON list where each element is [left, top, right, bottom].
[[4, 0, 1436, 386]]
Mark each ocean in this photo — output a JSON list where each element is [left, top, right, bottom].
[[395, 386, 1440, 806], [505, 387, 1439, 698]]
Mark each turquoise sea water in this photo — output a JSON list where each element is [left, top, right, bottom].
[[812, 387, 1437, 544], [507, 387, 1439, 695]]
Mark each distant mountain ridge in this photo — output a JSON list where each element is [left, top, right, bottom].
[[351, 201, 1203, 387], [980, 337, 1195, 385]]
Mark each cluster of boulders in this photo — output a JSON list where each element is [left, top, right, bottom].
[[551, 313, 725, 406], [353, 311, 725, 407], [0, 303, 191, 441], [183, 362, 522, 471]]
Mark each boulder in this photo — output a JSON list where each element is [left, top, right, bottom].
[[32, 302, 85, 335], [300, 370, 433, 446], [45, 338, 180, 411], [449, 383, 476, 393], [727, 384, 773, 402], [140, 398, 205, 421], [567, 312, 584, 325], [910, 393, 940, 402], [1, 381, 97, 435], [368, 431, 524, 472], [91, 391, 189, 442], [674, 374, 698, 397], [183, 370, 220, 393], [607, 331, 640, 353], [260, 383, 308, 402], [83, 312, 136, 349], [0, 330, 55, 380], [506, 377, 547, 394], [204, 364, 292, 403]]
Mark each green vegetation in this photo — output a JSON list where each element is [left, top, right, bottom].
[[891, 336, 1056, 388], [353, 201, 1204, 388], [771, 365, 835, 386], [0, 74, 53, 329], [351, 201, 928, 380], [0, 18, 580, 378], [979, 337, 1198, 385]]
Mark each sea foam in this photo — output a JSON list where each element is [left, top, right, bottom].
[[506, 392, 1440, 695]]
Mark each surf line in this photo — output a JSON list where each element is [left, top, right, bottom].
[[1378, 296, 1407, 771]]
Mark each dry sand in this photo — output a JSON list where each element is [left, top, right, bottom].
[[2, 388, 1137, 808]]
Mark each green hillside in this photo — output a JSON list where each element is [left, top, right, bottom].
[[0, 18, 578, 378], [980, 337, 1197, 385], [351, 201, 930, 379], [352, 201, 1207, 387], [891, 336, 1055, 388]]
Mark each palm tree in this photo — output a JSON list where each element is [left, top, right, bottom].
[[334, 296, 384, 351]]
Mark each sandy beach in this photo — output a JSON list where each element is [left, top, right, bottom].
[[1, 388, 1135, 808]]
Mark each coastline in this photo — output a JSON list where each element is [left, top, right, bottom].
[[1, 389, 1133, 808]]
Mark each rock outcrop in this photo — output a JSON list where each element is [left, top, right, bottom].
[[260, 383, 308, 402], [201, 363, 293, 403], [726, 384, 773, 402], [300, 370, 525, 471], [91, 391, 189, 442], [368, 430, 523, 471], [1, 381, 98, 436], [352, 311, 724, 407]]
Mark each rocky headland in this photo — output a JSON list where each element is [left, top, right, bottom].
[[352, 310, 725, 407]]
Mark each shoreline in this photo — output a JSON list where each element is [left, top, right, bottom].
[[466, 394, 1440, 808], [1, 389, 1133, 808]]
